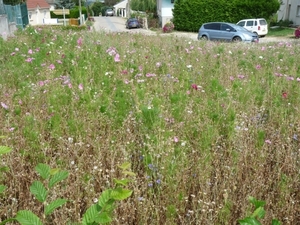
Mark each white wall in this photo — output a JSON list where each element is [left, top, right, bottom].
[[0, 14, 17, 40], [277, 0, 300, 26], [28, 8, 51, 25]]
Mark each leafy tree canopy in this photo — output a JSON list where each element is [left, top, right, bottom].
[[105, 0, 119, 7], [56, 0, 76, 9], [3, 0, 23, 6]]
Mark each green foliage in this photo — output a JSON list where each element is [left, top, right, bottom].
[[238, 196, 281, 225], [91, 2, 104, 17], [12, 164, 69, 225], [130, 0, 156, 13], [172, 0, 280, 32], [55, 0, 76, 9], [0, 146, 12, 194], [82, 162, 135, 225], [69, 6, 88, 19]]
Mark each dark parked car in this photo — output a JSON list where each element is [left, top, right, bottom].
[[126, 18, 141, 29], [198, 22, 259, 43], [105, 9, 114, 17]]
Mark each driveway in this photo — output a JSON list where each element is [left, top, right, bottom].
[[92, 16, 295, 43]]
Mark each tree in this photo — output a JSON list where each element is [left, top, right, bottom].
[[3, 0, 22, 5], [105, 0, 119, 7], [91, 1, 104, 16], [130, 0, 156, 13], [55, 0, 76, 9], [172, 0, 280, 32]]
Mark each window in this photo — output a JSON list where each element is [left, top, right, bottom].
[[28, 12, 32, 20], [297, 5, 300, 16], [246, 21, 254, 26], [221, 24, 233, 31], [204, 23, 220, 30]]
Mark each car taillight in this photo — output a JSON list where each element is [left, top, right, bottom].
[[258, 26, 260, 30]]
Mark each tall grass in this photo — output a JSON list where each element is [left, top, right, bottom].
[[0, 26, 299, 224]]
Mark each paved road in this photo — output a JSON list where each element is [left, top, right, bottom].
[[91, 16, 296, 43]]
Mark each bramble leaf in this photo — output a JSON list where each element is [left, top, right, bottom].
[[30, 181, 48, 202], [113, 178, 131, 186], [248, 196, 266, 209], [82, 204, 101, 225], [122, 171, 136, 177], [49, 171, 69, 188], [117, 162, 131, 170], [49, 168, 60, 175], [0, 146, 12, 155], [15, 210, 43, 225], [94, 211, 112, 224], [35, 164, 50, 180], [45, 198, 67, 216], [98, 189, 112, 208], [251, 206, 265, 219], [110, 187, 132, 200], [238, 217, 261, 225]]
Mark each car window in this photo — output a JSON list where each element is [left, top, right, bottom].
[[246, 21, 254, 26], [221, 24, 233, 31], [204, 23, 220, 30], [259, 19, 267, 25], [237, 21, 245, 26]]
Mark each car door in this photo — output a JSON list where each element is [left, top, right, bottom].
[[245, 20, 254, 32], [219, 23, 235, 41], [206, 23, 221, 40]]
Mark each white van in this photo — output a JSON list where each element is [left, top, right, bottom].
[[237, 18, 268, 37]]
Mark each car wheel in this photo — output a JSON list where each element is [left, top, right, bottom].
[[200, 35, 208, 41], [232, 36, 242, 42]]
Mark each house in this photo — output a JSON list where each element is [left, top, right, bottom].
[[277, 0, 300, 26], [156, 0, 174, 27], [26, 0, 51, 25], [114, 0, 128, 18]]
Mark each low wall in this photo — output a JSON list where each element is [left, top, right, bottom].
[[0, 14, 9, 40]]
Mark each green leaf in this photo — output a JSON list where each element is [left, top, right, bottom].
[[30, 181, 48, 202], [238, 217, 261, 225], [0, 218, 17, 225], [48, 170, 69, 188], [82, 204, 101, 225], [122, 171, 136, 177], [35, 164, 50, 179], [15, 210, 43, 225], [0, 185, 7, 193], [0, 146, 12, 155], [49, 168, 60, 175], [45, 198, 67, 216], [248, 196, 266, 209], [251, 206, 265, 219], [0, 166, 10, 172], [113, 178, 131, 186], [98, 189, 112, 208], [110, 187, 132, 201], [118, 162, 131, 170], [94, 211, 112, 224], [272, 219, 281, 225]]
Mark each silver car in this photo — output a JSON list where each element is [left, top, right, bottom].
[[105, 9, 114, 17], [198, 22, 259, 43]]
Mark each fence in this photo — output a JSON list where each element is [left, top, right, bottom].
[[3, 3, 28, 29]]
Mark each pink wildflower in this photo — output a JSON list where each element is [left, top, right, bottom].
[[265, 140, 271, 144], [49, 64, 55, 70], [77, 37, 83, 46], [78, 83, 83, 90], [174, 136, 179, 143], [114, 54, 120, 62], [1, 102, 9, 110]]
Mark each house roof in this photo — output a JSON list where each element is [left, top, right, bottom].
[[27, 0, 50, 9]]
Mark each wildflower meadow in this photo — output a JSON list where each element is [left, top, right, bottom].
[[0, 26, 299, 224]]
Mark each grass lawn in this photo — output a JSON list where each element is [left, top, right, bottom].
[[267, 27, 296, 37], [0, 25, 299, 225]]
